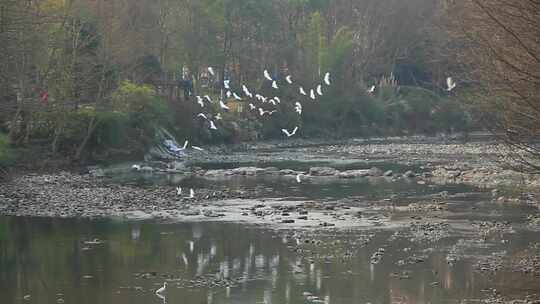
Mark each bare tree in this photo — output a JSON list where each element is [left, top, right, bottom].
[[447, 0, 540, 171]]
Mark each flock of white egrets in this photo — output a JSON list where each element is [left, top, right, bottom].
[[194, 67, 333, 140], [194, 68, 457, 141]]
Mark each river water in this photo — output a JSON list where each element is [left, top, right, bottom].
[[1, 147, 540, 303]]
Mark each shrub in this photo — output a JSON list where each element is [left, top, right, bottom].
[[0, 133, 15, 167]]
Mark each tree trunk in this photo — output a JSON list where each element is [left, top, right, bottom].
[[51, 122, 64, 155], [74, 116, 97, 161]]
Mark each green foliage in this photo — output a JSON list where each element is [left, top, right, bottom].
[[322, 27, 354, 78], [0, 133, 16, 167], [111, 80, 170, 138]]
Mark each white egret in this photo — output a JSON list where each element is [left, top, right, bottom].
[[196, 96, 204, 107], [226, 91, 232, 98], [249, 103, 256, 110], [281, 126, 299, 137], [316, 84, 323, 96], [197, 113, 208, 120], [286, 75, 293, 84], [264, 70, 272, 81], [242, 85, 253, 98], [215, 113, 223, 120], [219, 100, 230, 110], [310, 89, 316, 100], [132, 164, 141, 171], [156, 282, 167, 295], [224, 80, 230, 89], [208, 67, 215, 76], [324, 72, 331, 86], [269, 99, 277, 106], [209, 120, 217, 130], [299, 87, 307, 96], [189, 188, 195, 198], [446, 77, 456, 91], [192, 146, 204, 151], [295, 102, 302, 115], [274, 97, 281, 104], [367, 85, 375, 94], [176, 187, 182, 196], [296, 174, 302, 183], [272, 81, 279, 89], [259, 108, 276, 116]]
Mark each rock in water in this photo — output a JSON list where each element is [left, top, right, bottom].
[[309, 167, 338, 176], [368, 167, 383, 177], [404, 170, 416, 178]]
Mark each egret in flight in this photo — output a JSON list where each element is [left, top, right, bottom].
[[219, 100, 230, 110], [316, 85, 323, 96], [286, 75, 293, 84], [196, 96, 204, 107], [282, 127, 299, 137], [264, 70, 272, 81], [295, 102, 302, 115], [242, 85, 253, 98], [446, 77, 456, 91], [259, 108, 276, 116], [324, 72, 331, 86]]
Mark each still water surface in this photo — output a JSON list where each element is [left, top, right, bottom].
[[1, 215, 539, 304]]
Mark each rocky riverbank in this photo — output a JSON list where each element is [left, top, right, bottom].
[[2, 139, 539, 221]]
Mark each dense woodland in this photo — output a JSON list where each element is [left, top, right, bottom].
[[0, 0, 538, 168]]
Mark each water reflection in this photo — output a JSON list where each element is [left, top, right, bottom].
[[0, 217, 539, 304]]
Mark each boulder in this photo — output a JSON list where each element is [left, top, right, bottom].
[[368, 167, 383, 176], [309, 167, 338, 176], [279, 169, 296, 175], [140, 166, 154, 173], [231, 167, 259, 176], [338, 170, 370, 179], [404, 170, 416, 178]]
